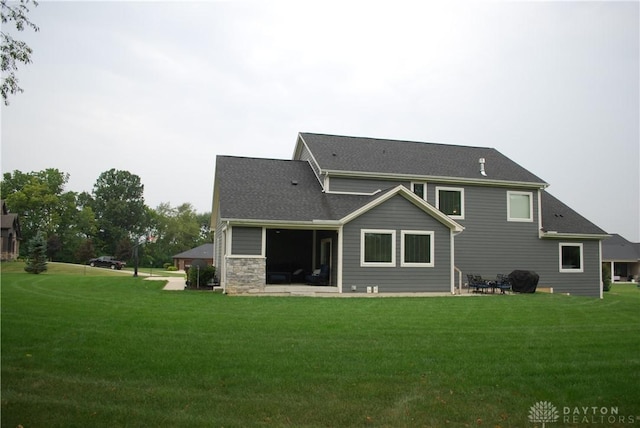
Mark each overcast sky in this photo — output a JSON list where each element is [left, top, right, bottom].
[[1, 1, 638, 241]]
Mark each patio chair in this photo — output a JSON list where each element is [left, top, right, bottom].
[[494, 274, 511, 294], [467, 275, 490, 293], [306, 264, 329, 285]]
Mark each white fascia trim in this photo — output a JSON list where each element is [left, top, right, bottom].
[[324, 189, 382, 196], [540, 231, 611, 240], [227, 254, 266, 259], [294, 134, 326, 190], [221, 218, 341, 230], [340, 185, 464, 233], [323, 169, 549, 189]]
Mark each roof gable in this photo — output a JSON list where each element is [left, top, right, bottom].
[[340, 185, 464, 232], [297, 133, 547, 186]]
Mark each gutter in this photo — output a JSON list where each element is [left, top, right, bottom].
[[322, 169, 549, 190], [539, 230, 611, 240], [220, 218, 342, 230]]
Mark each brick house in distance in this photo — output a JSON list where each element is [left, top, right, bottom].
[[1, 200, 21, 261]]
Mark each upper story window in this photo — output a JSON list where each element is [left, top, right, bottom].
[[559, 242, 583, 273], [361, 229, 396, 267], [507, 191, 533, 222], [436, 186, 464, 219], [411, 182, 426, 200]]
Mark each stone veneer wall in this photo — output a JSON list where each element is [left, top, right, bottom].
[[225, 257, 266, 294]]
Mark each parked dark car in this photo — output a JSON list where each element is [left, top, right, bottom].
[[88, 256, 126, 270]]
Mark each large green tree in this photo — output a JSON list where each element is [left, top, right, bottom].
[[144, 202, 211, 267], [91, 169, 147, 256], [1, 169, 98, 261], [1, 0, 39, 104], [2, 169, 68, 245]]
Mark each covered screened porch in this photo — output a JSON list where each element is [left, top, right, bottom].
[[265, 228, 338, 288]]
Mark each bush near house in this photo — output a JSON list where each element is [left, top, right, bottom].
[[602, 263, 612, 292], [186, 265, 216, 288]]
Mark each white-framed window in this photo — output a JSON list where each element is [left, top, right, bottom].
[[401, 231, 434, 267], [436, 186, 464, 219], [559, 242, 583, 273], [411, 182, 427, 200], [361, 229, 396, 267], [507, 191, 533, 222]]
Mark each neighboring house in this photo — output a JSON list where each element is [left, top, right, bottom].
[[211, 133, 608, 297], [1, 200, 21, 261], [602, 234, 639, 282], [172, 243, 214, 271]]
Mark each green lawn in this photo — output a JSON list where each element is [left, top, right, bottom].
[[2, 262, 639, 427]]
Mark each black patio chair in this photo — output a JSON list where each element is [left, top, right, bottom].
[[467, 275, 490, 293], [305, 264, 329, 285], [494, 274, 511, 294]]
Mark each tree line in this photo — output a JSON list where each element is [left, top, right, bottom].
[[1, 168, 212, 267]]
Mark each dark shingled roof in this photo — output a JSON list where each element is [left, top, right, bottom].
[[172, 243, 214, 260], [299, 133, 547, 185], [541, 191, 607, 236], [1, 212, 18, 229], [214, 156, 382, 222], [602, 234, 640, 261], [215, 156, 607, 237]]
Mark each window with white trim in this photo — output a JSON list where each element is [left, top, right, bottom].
[[401, 231, 434, 267], [507, 191, 533, 222], [436, 186, 464, 218], [361, 229, 396, 267], [559, 243, 583, 273], [411, 182, 426, 200]]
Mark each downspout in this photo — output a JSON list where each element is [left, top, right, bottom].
[[451, 229, 463, 295], [599, 239, 604, 299], [223, 221, 230, 294], [337, 226, 344, 293]]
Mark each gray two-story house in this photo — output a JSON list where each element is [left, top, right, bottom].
[[211, 133, 608, 297]]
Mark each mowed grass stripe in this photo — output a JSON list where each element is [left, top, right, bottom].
[[1, 264, 639, 427]]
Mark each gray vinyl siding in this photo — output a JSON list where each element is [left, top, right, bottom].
[[214, 219, 224, 268], [342, 194, 452, 293], [231, 226, 263, 256], [526, 239, 602, 297], [432, 184, 602, 297], [329, 176, 407, 194], [297, 143, 322, 185]]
